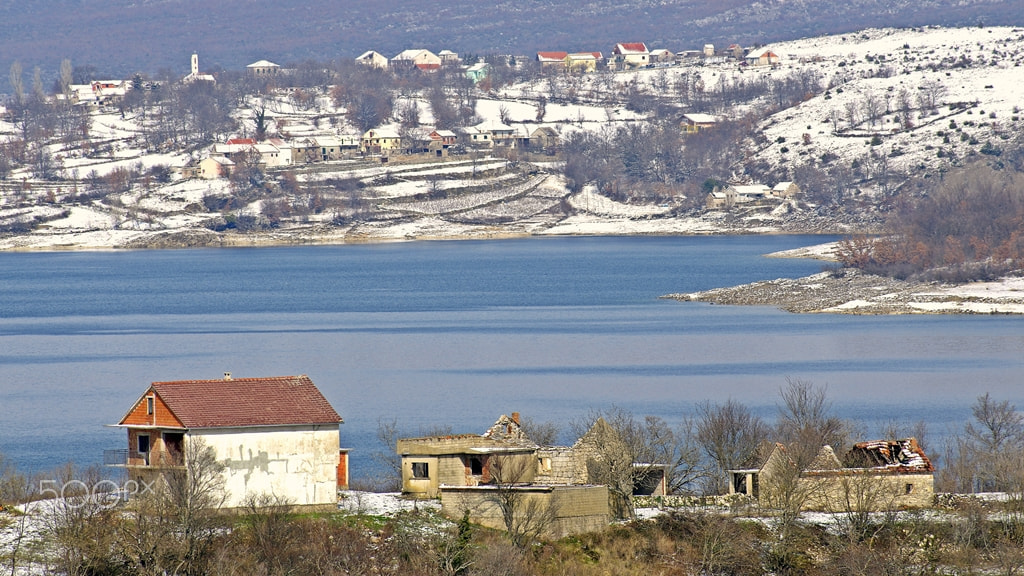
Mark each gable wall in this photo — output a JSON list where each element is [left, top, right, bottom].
[[121, 391, 183, 428]]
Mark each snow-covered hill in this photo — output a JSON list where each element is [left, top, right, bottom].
[[754, 26, 1024, 181], [1, 26, 1022, 251]]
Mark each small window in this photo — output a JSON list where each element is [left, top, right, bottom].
[[470, 456, 484, 476], [146, 397, 154, 415], [137, 434, 150, 454], [412, 462, 429, 479], [905, 483, 914, 495], [538, 457, 552, 473]]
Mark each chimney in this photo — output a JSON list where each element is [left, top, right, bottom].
[[511, 412, 520, 425], [223, 372, 232, 381]]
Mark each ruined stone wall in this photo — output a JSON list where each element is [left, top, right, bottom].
[[796, 472, 935, 511], [534, 446, 579, 484], [440, 484, 610, 538]]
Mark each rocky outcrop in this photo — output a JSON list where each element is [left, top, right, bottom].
[[663, 268, 1024, 315]]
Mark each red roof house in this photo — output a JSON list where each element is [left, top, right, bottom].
[[537, 51, 569, 70], [109, 374, 345, 508], [612, 42, 650, 69]]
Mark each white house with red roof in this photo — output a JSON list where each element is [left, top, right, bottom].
[[612, 42, 650, 69], [108, 374, 345, 509]]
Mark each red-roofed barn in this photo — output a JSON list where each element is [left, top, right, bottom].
[[108, 374, 345, 509]]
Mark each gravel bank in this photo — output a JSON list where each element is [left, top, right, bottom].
[[663, 268, 1024, 315]]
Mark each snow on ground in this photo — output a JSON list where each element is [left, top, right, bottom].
[[748, 26, 1024, 178], [767, 241, 840, 261], [568, 186, 673, 217], [541, 214, 724, 236], [43, 206, 116, 230], [337, 491, 440, 515], [924, 275, 1024, 300]]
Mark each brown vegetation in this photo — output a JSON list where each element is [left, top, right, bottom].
[[837, 161, 1024, 281]]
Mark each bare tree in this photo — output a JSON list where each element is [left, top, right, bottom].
[[696, 399, 771, 494], [9, 61, 24, 106], [159, 436, 227, 576], [239, 493, 300, 576], [917, 79, 947, 115], [42, 464, 120, 576], [59, 59, 73, 96], [775, 378, 849, 469], [573, 407, 704, 518], [372, 417, 404, 491], [861, 91, 884, 127], [517, 415, 559, 446], [486, 454, 559, 548]]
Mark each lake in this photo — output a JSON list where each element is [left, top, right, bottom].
[[1, 235, 1022, 483]]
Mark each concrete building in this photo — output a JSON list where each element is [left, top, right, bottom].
[[108, 374, 345, 510]]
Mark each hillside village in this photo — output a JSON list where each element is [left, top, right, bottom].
[[2, 26, 1023, 251]]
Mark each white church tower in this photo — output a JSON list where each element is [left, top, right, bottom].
[[183, 52, 215, 84]]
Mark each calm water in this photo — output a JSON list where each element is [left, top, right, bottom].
[[1, 235, 1022, 482]]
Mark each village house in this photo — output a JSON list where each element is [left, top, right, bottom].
[[681, 113, 718, 134], [529, 126, 560, 152], [246, 60, 281, 77], [745, 47, 782, 67], [106, 374, 346, 509], [355, 50, 389, 69], [390, 49, 442, 72], [198, 156, 234, 179], [730, 183, 772, 202], [438, 49, 461, 66], [361, 128, 401, 154], [465, 62, 491, 84], [468, 120, 516, 148], [67, 80, 130, 107], [429, 129, 458, 148], [648, 48, 674, 65], [612, 42, 650, 69], [772, 181, 801, 198], [728, 438, 934, 511], [211, 139, 290, 169], [536, 51, 569, 71], [565, 52, 603, 73]]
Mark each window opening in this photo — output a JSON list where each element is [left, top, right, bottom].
[[412, 462, 429, 479]]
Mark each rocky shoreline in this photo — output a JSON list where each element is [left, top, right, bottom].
[[663, 268, 1024, 315]]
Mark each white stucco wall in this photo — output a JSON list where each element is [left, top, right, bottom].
[[192, 425, 339, 508]]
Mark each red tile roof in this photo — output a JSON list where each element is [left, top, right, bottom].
[[614, 42, 649, 54], [137, 375, 342, 429], [537, 51, 568, 62], [226, 138, 255, 145]]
